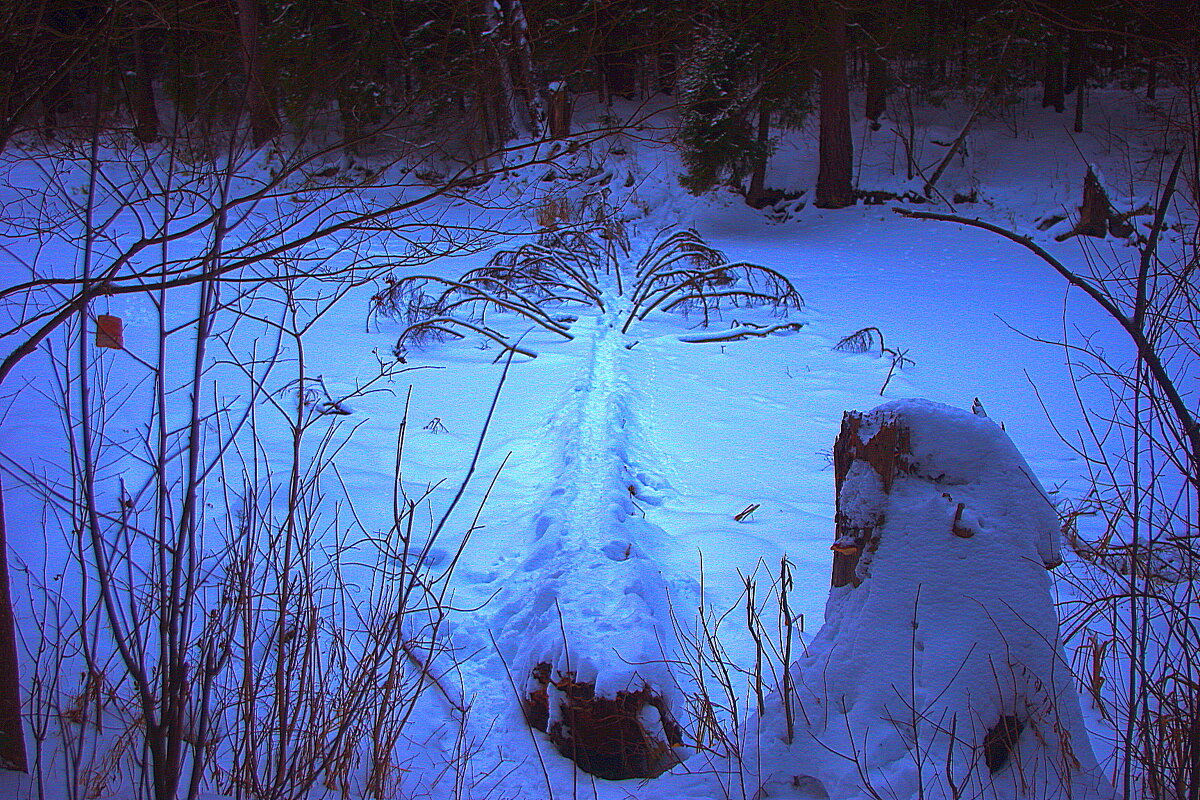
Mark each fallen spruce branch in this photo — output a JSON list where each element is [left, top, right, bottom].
[[374, 216, 804, 359], [834, 326, 914, 394]]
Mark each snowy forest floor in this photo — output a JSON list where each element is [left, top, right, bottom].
[[0, 83, 1190, 800]]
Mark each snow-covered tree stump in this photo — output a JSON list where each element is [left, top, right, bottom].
[[651, 400, 1113, 800], [522, 662, 681, 780]]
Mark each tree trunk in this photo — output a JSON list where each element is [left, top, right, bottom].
[[656, 38, 677, 94], [497, 0, 539, 135], [1146, 54, 1157, 100], [746, 105, 771, 208], [1072, 40, 1088, 133], [479, 0, 517, 144], [599, 51, 637, 100], [815, 1, 854, 209], [864, 51, 888, 128], [129, 28, 159, 143], [40, 79, 73, 140], [473, 85, 500, 158], [234, 0, 280, 147], [1065, 29, 1084, 95], [547, 81, 571, 138], [1073, 76, 1085, 133], [1041, 38, 1064, 113], [0, 477, 27, 772]]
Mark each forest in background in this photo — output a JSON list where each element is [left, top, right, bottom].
[[2, 0, 1198, 206]]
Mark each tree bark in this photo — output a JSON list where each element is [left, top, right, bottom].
[[129, 28, 159, 143], [864, 50, 888, 128], [234, 0, 280, 148], [815, 1, 854, 209], [746, 105, 771, 208], [1064, 29, 1084, 95], [1073, 76, 1085, 133], [656, 38, 677, 94], [1042, 37, 1064, 113], [0, 477, 27, 772], [1072, 39, 1088, 133], [479, 0, 517, 145], [497, 0, 539, 135], [599, 51, 637, 100]]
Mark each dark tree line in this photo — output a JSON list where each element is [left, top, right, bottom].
[[0, 0, 1197, 199]]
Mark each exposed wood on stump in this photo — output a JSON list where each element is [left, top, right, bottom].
[[1080, 165, 1104, 235], [523, 663, 680, 780], [831, 410, 912, 588], [0, 477, 27, 772]]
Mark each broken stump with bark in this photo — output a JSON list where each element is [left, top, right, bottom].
[[522, 663, 681, 780], [1056, 164, 1142, 240]]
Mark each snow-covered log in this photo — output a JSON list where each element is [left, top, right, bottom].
[[493, 316, 682, 780], [657, 399, 1114, 800]]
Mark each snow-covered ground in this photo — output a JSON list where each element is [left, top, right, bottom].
[[0, 85, 1187, 799]]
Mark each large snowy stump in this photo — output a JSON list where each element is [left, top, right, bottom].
[[830, 405, 1061, 589], [652, 400, 1112, 800]]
